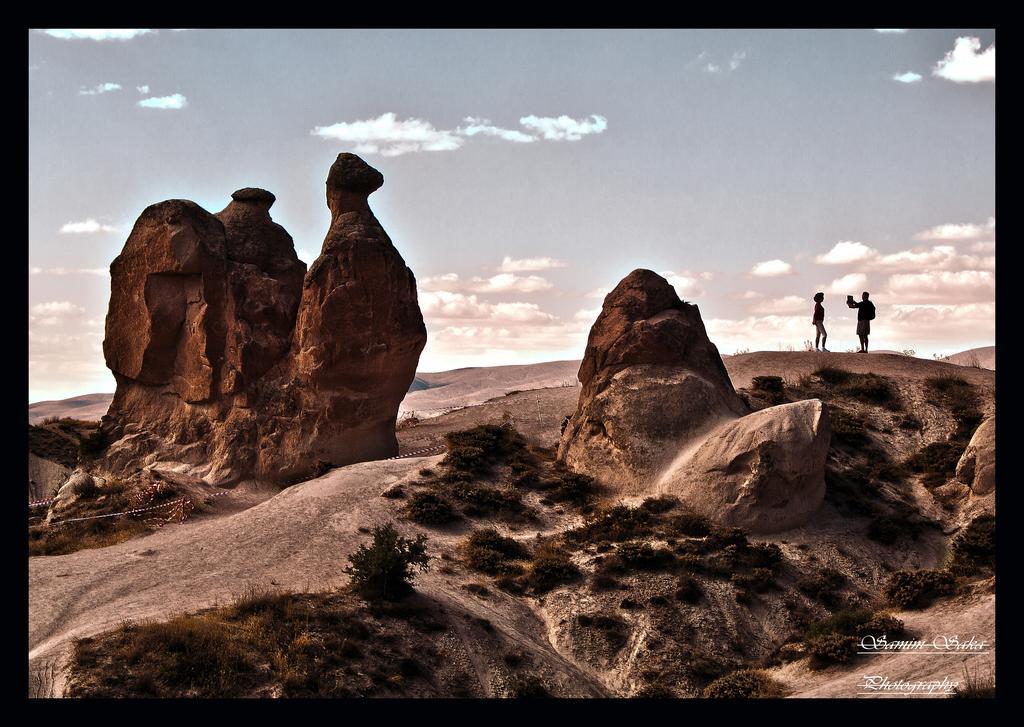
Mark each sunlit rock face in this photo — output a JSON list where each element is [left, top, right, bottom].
[[100, 154, 425, 484]]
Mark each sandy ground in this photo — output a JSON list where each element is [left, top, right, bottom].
[[28, 455, 608, 698], [28, 350, 996, 698], [774, 582, 996, 698]]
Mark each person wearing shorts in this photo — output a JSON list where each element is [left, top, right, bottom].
[[848, 291, 875, 353]]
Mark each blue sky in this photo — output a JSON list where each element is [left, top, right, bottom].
[[29, 29, 995, 401]]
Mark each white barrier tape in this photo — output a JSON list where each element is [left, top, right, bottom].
[[41, 488, 236, 528], [385, 445, 447, 461], [29, 498, 58, 508]]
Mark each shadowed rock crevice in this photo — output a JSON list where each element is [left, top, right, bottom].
[[99, 154, 425, 485]]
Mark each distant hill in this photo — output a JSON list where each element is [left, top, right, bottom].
[[30, 360, 584, 423], [941, 345, 995, 371], [28, 393, 114, 425]]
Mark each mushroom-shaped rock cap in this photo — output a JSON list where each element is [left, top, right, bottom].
[[327, 153, 384, 195], [230, 188, 276, 206]]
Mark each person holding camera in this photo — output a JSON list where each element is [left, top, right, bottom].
[[847, 291, 875, 353]]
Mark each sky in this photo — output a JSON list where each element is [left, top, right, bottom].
[[28, 28, 995, 402]]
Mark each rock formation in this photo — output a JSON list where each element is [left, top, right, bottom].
[[659, 400, 831, 533], [557, 269, 747, 491], [956, 416, 995, 496], [99, 154, 426, 484]]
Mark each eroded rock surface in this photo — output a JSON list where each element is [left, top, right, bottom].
[[557, 269, 746, 491], [99, 155, 425, 484], [956, 416, 995, 496], [660, 400, 831, 534]]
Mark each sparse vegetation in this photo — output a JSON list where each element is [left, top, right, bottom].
[[884, 568, 956, 610], [953, 663, 996, 698], [946, 516, 995, 577], [405, 491, 460, 525], [523, 540, 579, 593], [702, 669, 785, 698], [750, 375, 786, 404], [68, 587, 462, 697], [803, 608, 904, 668], [343, 523, 429, 600], [796, 568, 846, 608], [461, 528, 528, 575]]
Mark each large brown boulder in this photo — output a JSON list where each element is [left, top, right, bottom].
[[99, 154, 425, 484], [956, 416, 995, 496], [659, 400, 831, 534], [557, 269, 747, 491]]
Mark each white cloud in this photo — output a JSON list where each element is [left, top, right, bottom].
[[519, 114, 607, 141], [816, 241, 877, 265], [458, 118, 536, 143], [660, 270, 706, 299], [971, 241, 995, 254], [32, 301, 86, 316], [30, 266, 108, 276], [471, 273, 553, 294], [886, 270, 994, 302], [136, 85, 150, 94], [933, 36, 995, 83], [419, 272, 553, 294], [750, 259, 793, 277], [915, 216, 994, 240], [574, 307, 601, 322], [729, 51, 747, 71], [892, 71, 922, 84], [497, 256, 566, 273], [740, 290, 764, 300], [827, 273, 869, 293], [585, 286, 611, 300], [875, 29, 908, 34], [78, 82, 122, 96], [138, 93, 187, 110], [58, 219, 119, 234], [419, 291, 556, 323], [752, 295, 809, 314], [312, 113, 463, 156], [41, 29, 154, 41]]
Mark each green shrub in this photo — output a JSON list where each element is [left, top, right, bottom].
[[448, 482, 524, 517], [702, 669, 785, 698], [405, 492, 459, 525], [343, 523, 429, 600], [884, 569, 956, 609], [566, 504, 654, 545]]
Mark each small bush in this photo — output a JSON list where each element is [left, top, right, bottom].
[[667, 510, 712, 537], [542, 470, 596, 505], [731, 567, 775, 593], [641, 495, 679, 514], [797, 568, 845, 607], [675, 575, 702, 604], [615, 541, 676, 571], [702, 669, 785, 698], [842, 373, 898, 405], [508, 674, 552, 698], [905, 442, 966, 487], [525, 542, 579, 593], [462, 528, 528, 575], [405, 492, 459, 525], [884, 569, 956, 609], [566, 504, 654, 545], [343, 523, 429, 600], [946, 516, 995, 576], [814, 367, 852, 386], [807, 633, 858, 666]]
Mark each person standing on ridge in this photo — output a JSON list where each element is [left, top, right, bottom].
[[812, 292, 828, 352], [847, 291, 876, 353]]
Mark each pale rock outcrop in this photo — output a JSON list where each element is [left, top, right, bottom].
[[557, 269, 747, 492], [660, 400, 831, 534], [956, 416, 995, 496]]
